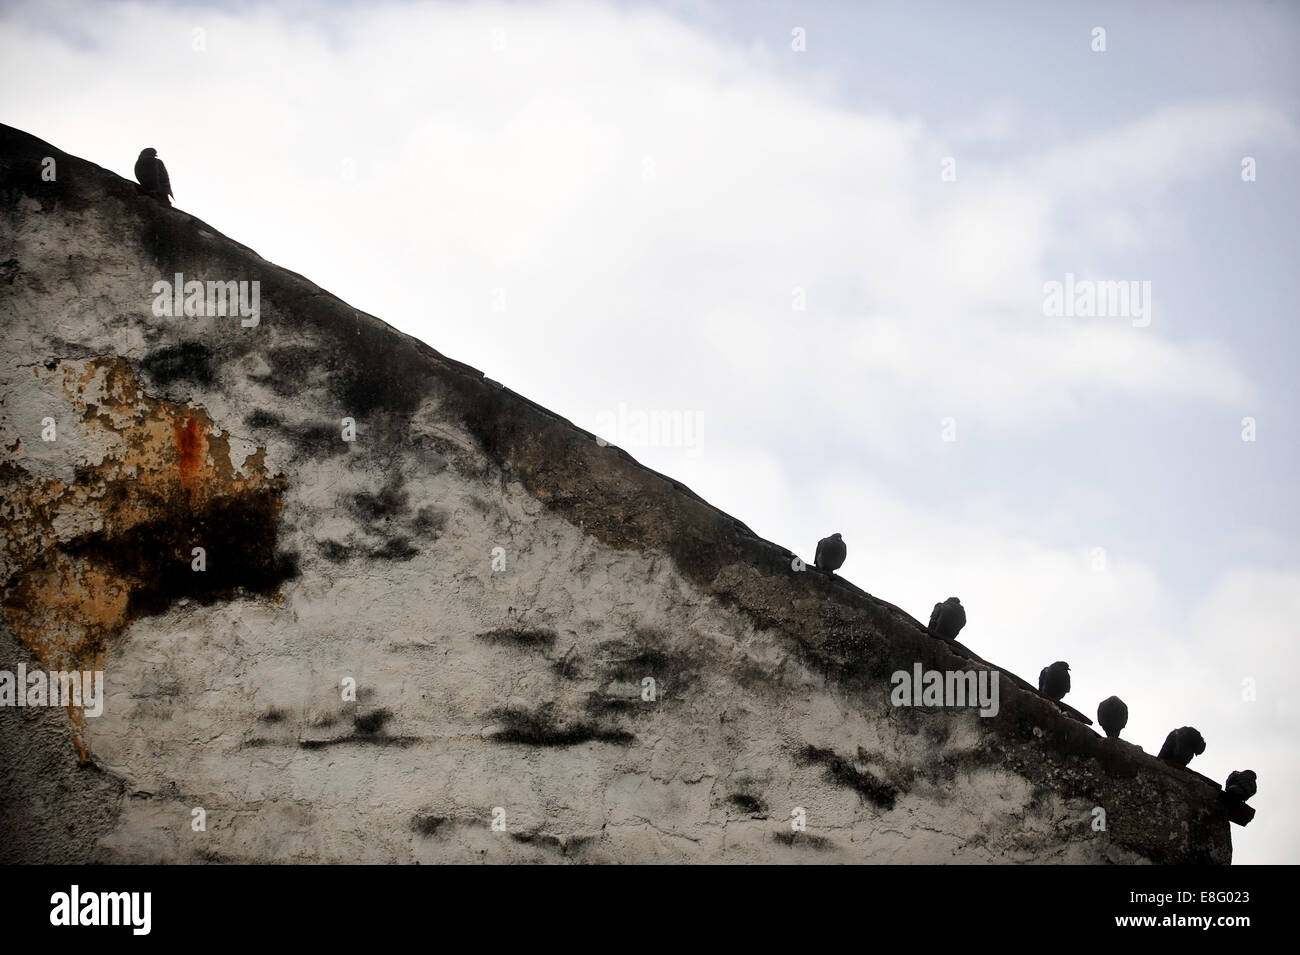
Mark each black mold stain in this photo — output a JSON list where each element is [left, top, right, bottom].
[[298, 707, 418, 749], [265, 344, 327, 398], [583, 691, 641, 716], [728, 793, 766, 815], [139, 342, 213, 387], [486, 704, 634, 747], [339, 476, 424, 562], [413, 506, 447, 537], [293, 423, 348, 458], [333, 345, 424, 418], [298, 733, 417, 750], [600, 629, 697, 695], [317, 540, 351, 562], [509, 832, 593, 856], [243, 410, 347, 461], [551, 650, 583, 681], [410, 813, 448, 837], [771, 831, 833, 850], [477, 628, 557, 649], [353, 708, 392, 734], [348, 482, 407, 522], [245, 409, 280, 429], [798, 745, 898, 811], [52, 486, 299, 623], [604, 647, 675, 682], [368, 537, 419, 562]]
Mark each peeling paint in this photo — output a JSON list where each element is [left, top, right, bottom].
[[0, 357, 294, 761]]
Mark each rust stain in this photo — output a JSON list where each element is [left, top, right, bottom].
[[0, 356, 292, 764], [175, 416, 203, 491]]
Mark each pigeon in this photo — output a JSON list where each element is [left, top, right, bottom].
[[134, 147, 173, 205], [1038, 661, 1070, 701], [814, 533, 846, 575], [1097, 695, 1128, 739], [1157, 726, 1206, 768], [928, 597, 966, 640], [1224, 770, 1257, 802]]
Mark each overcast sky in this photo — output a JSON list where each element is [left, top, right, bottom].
[[2, 0, 1297, 864]]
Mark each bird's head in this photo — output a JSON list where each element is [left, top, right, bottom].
[[831, 533, 842, 539], [140, 147, 157, 158]]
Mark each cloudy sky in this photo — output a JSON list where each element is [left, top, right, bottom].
[[2, 0, 1297, 864]]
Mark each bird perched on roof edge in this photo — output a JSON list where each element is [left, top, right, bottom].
[[814, 533, 846, 575], [1097, 695, 1128, 739], [1158, 726, 1206, 768], [1038, 661, 1070, 701], [1224, 770, 1257, 802], [928, 597, 966, 640], [134, 147, 173, 205]]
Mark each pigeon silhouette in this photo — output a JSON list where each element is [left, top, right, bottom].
[[134, 147, 173, 205], [1097, 696, 1128, 739], [1224, 770, 1257, 802], [1038, 661, 1070, 701], [814, 533, 846, 575], [1158, 726, 1206, 768], [928, 597, 966, 640]]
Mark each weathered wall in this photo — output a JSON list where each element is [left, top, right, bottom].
[[0, 124, 1233, 863]]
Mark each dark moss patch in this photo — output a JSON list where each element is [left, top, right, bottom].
[[139, 342, 213, 387], [771, 831, 833, 850], [798, 745, 898, 810], [486, 704, 633, 747], [477, 628, 557, 649]]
